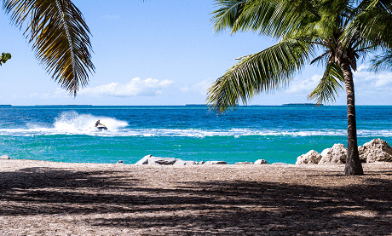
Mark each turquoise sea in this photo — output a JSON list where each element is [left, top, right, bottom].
[[0, 105, 391, 164]]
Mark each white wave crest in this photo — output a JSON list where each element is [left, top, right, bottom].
[[53, 111, 128, 133], [17, 111, 129, 136], [0, 113, 391, 138]]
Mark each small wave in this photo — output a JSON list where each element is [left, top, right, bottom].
[[6, 111, 129, 136], [52, 111, 128, 133], [1, 125, 392, 138]]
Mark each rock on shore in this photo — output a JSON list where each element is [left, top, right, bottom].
[[318, 144, 347, 165], [296, 139, 392, 165], [135, 155, 227, 166], [255, 159, 268, 165], [359, 138, 392, 163], [135, 155, 178, 165], [295, 150, 322, 165], [0, 155, 10, 159]]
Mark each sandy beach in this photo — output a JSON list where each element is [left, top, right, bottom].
[[1, 160, 392, 235]]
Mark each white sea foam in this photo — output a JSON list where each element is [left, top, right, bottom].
[[52, 111, 128, 134], [0, 111, 391, 138], [0, 126, 391, 138], [2, 111, 129, 136]]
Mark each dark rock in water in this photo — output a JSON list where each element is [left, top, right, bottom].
[[254, 159, 268, 165], [117, 160, 124, 164], [205, 161, 227, 165], [0, 155, 10, 160]]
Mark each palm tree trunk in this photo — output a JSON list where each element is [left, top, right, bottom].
[[341, 62, 364, 175]]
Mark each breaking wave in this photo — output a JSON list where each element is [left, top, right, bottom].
[[0, 111, 390, 138]]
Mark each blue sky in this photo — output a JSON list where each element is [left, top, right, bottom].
[[1, 0, 391, 106]]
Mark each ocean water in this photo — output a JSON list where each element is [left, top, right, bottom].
[[0, 105, 391, 164]]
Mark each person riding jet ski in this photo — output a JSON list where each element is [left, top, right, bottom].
[[95, 120, 107, 130]]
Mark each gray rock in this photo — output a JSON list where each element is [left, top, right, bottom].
[[254, 159, 268, 165], [117, 160, 124, 164], [359, 138, 392, 163], [205, 161, 227, 165], [0, 155, 10, 160], [135, 155, 177, 165], [296, 150, 322, 165], [235, 162, 254, 165], [199, 161, 205, 165], [173, 160, 198, 166], [319, 144, 347, 164]]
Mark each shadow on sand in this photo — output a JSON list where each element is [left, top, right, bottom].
[[1, 167, 392, 235]]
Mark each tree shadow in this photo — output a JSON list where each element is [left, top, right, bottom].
[[1, 166, 392, 235]]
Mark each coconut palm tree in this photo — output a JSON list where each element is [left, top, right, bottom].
[[207, 0, 391, 175], [1, 0, 94, 95]]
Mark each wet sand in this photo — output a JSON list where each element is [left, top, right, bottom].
[[1, 159, 392, 235]]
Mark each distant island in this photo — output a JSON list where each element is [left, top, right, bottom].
[[282, 103, 323, 106], [34, 105, 93, 107], [0, 105, 12, 107], [185, 104, 208, 107]]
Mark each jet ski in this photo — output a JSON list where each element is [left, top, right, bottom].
[[96, 124, 107, 130]]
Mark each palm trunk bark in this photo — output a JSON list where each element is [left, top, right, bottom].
[[341, 62, 363, 175]]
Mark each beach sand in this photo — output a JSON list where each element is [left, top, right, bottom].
[[1, 160, 392, 235]]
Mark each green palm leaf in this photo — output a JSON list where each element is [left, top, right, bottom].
[[3, 0, 95, 95], [212, 0, 247, 33], [308, 61, 344, 104], [0, 52, 12, 65], [212, 0, 320, 37], [207, 39, 313, 112]]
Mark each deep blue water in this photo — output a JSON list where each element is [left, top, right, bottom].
[[0, 105, 391, 164]]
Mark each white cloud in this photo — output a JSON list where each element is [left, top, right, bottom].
[[179, 79, 214, 96], [286, 74, 322, 94], [180, 86, 189, 92], [284, 65, 392, 96], [353, 64, 392, 90], [196, 79, 215, 94], [79, 78, 174, 97]]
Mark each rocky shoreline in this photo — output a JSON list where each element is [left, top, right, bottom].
[[2, 138, 391, 167], [132, 138, 392, 167], [296, 138, 392, 165], [132, 154, 269, 166]]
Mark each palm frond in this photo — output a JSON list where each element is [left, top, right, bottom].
[[310, 51, 329, 65], [344, 0, 392, 49], [0, 53, 12, 65], [212, 0, 320, 37], [371, 49, 392, 71], [212, 0, 247, 33], [3, 0, 95, 95], [308, 61, 344, 104], [207, 39, 313, 112]]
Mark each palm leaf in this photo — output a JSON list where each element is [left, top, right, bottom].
[[371, 49, 392, 71], [308, 62, 344, 104], [207, 39, 313, 112], [212, 0, 320, 37], [0, 52, 12, 65], [3, 0, 95, 95], [345, 0, 392, 46], [212, 0, 247, 33]]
